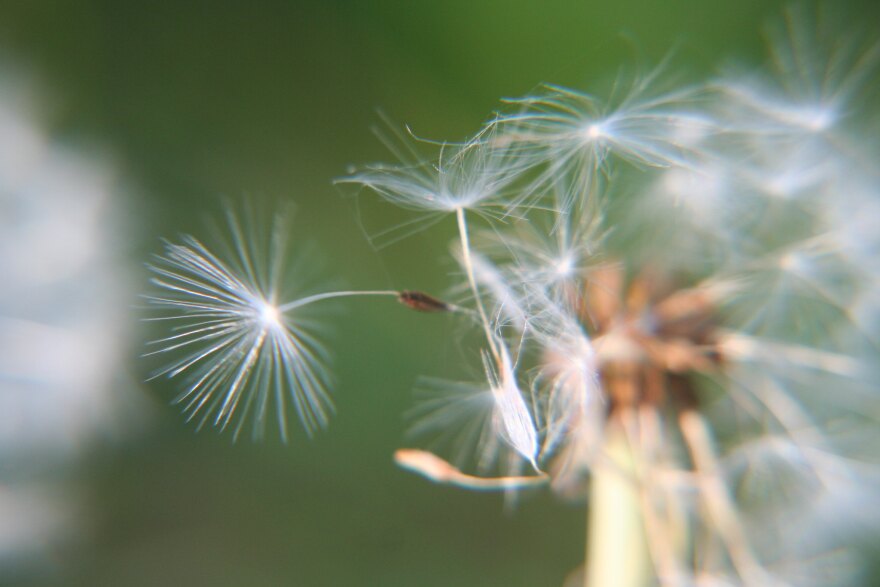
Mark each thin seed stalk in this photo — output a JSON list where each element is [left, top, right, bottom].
[[455, 207, 502, 364], [278, 289, 399, 311]]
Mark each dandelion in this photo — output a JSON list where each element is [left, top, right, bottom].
[[144, 6, 880, 587]]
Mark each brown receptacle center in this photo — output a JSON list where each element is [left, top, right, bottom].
[[583, 264, 723, 414]]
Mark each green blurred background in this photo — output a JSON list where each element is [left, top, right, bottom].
[[0, 1, 875, 586]]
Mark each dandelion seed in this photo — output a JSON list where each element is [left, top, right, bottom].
[[145, 232, 330, 439]]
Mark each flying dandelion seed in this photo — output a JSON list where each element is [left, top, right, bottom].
[[145, 210, 460, 440]]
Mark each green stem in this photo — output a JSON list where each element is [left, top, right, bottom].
[[586, 415, 652, 587]]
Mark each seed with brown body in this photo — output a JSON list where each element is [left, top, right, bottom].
[[397, 290, 453, 313]]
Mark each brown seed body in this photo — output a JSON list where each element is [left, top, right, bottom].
[[398, 290, 453, 313]]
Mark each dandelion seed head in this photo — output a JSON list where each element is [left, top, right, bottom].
[[497, 76, 706, 190], [145, 211, 334, 441], [582, 121, 608, 141], [339, 122, 536, 247], [554, 255, 575, 278], [796, 105, 835, 132], [258, 301, 281, 328], [778, 250, 807, 274]]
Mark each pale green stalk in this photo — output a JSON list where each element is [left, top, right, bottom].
[[586, 415, 653, 587]]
